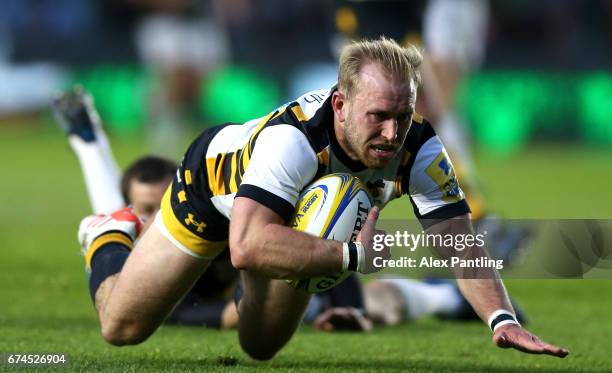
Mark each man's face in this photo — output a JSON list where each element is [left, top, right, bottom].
[[128, 177, 172, 228], [334, 63, 417, 169]]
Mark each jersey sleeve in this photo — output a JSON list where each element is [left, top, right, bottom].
[[236, 124, 318, 222], [407, 135, 470, 227]]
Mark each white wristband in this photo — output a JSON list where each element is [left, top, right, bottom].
[[342, 242, 350, 271], [488, 309, 520, 332], [355, 241, 365, 273]]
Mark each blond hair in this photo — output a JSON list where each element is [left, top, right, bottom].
[[338, 36, 423, 98]]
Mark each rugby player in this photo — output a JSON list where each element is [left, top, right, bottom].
[[54, 87, 367, 330], [77, 37, 568, 360]]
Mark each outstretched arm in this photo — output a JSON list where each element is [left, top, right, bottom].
[[427, 214, 569, 358]]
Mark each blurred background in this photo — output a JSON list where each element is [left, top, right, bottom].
[[1, 0, 612, 156], [2, 0, 611, 220]]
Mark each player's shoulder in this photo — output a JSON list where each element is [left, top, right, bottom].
[[402, 113, 437, 153], [263, 87, 334, 152], [270, 89, 332, 126], [293, 88, 332, 111], [256, 124, 318, 165], [259, 122, 311, 143]]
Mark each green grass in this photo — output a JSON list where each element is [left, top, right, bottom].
[[1, 124, 611, 372]]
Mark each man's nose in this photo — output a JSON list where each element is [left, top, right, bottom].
[[380, 119, 398, 142]]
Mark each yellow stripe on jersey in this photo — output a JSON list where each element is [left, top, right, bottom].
[[178, 190, 187, 202], [205, 157, 217, 194], [412, 112, 424, 124], [205, 107, 292, 197], [215, 153, 228, 194], [160, 186, 227, 257], [228, 151, 240, 192], [400, 150, 411, 166], [85, 232, 133, 270], [184, 170, 192, 185], [205, 151, 240, 196], [317, 147, 330, 166], [230, 109, 285, 192], [290, 104, 310, 122], [205, 155, 226, 195], [239, 146, 249, 179], [394, 175, 403, 197], [246, 112, 276, 156]]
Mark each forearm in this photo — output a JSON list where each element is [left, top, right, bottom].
[[451, 242, 514, 322], [428, 215, 514, 323], [457, 277, 513, 323], [424, 219, 569, 358], [232, 222, 344, 279]]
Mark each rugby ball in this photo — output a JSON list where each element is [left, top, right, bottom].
[[287, 173, 372, 293]]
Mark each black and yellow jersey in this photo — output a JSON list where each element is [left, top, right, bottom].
[[155, 87, 469, 258]]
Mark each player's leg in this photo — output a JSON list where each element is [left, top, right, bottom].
[[91, 275, 119, 316], [90, 222, 239, 332], [166, 249, 240, 328], [52, 86, 124, 214], [97, 220, 212, 345], [80, 207, 213, 345], [84, 173, 228, 344], [364, 278, 463, 325], [237, 271, 311, 360], [165, 296, 237, 328], [364, 278, 527, 325]]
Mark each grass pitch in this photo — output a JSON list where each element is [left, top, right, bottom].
[[0, 124, 611, 372]]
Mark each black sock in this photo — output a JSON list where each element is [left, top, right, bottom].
[[88, 243, 130, 303]]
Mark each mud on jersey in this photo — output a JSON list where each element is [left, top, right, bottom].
[[155, 88, 470, 258]]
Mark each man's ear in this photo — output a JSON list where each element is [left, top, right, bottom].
[[331, 90, 346, 123]]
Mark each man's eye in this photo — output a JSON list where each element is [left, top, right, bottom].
[[371, 113, 385, 121], [397, 113, 412, 124]]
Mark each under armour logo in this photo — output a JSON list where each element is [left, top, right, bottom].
[[185, 213, 206, 232]]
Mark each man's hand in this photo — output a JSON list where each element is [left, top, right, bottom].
[[313, 307, 373, 332], [356, 206, 390, 274], [493, 324, 569, 358]]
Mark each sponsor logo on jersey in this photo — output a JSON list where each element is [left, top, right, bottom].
[[426, 152, 461, 202]]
